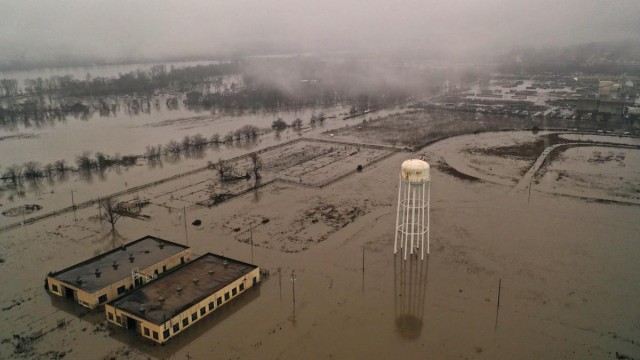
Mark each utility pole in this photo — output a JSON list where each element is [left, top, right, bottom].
[[362, 247, 365, 291], [250, 223, 254, 264], [495, 278, 502, 332], [291, 270, 296, 318], [71, 190, 77, 222], [278, 267, 282, 300], [183, 206, 188, 246]]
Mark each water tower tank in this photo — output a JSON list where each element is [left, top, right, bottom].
[[394, 159, 431, 260]]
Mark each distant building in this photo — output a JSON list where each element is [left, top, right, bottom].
[[46, 236, 190, 309], [105, 253, 260, 344], [576, 97, 631, 119], [626, 106, 640, 120], [599, 80, 621, 98]]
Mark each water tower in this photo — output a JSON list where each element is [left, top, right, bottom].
[[394, 159, 430, 260]]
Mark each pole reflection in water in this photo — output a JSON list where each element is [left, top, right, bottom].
[[394, 254, 429, 340]]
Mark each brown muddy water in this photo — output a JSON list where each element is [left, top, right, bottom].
[[0, 102, 406, 228], [0, 131, 639, 359]]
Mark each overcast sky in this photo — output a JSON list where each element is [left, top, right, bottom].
[[1, 0, 639, 63]]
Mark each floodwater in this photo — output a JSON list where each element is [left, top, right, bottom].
[[0, 60, 223, 89], [0, 130, 638, 359], [0, 96, 405, 228]]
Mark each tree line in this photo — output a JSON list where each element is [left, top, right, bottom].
[[0, 125, 261, 186], [0, 62, 241, 98]]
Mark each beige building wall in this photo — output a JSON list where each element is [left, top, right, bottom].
[[47, 249, 191, 309], [106, 267, 260, 343]]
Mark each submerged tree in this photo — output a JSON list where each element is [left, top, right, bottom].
[[291, 118, 303, 130], [271, 118, 287, 132], [250, 152, 263, 180], [99, 197, 122, 231], [215, 159, 233, 180], [22, 161, 42, 179]]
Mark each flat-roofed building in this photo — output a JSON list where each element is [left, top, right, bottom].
[[105, 253, 260, 344], [46, 236, 191, 309]]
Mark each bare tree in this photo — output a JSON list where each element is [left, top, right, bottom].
[[76, 151, 94, 170], [164, 140, 182, 155], [192, 134, 207, 148], [99, 197, 122, 231], [291, 118, 303, 130], [181, 135, 192, 151], [23, 161, 43, 179], [43, 163, 55, 178], [223, 131, 234, 143], [215, 159, 233, 180], [271, 118, 287, 131], [3, 164, 23, 182], [250, 153, 263, 180], [54, 160, 67, 173]]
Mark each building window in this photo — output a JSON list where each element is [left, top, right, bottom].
[[117, 285, 125, 295], [182, 318, 189, 327], [144, 328, 150, 336], [162, 265, 167, 272], [98, 294, 108, 303], [232, 288, 237, 296], [153, 331, 159, 340], [191, 313, 198, 321], [217, 297, 222, 306], [173, 323, 179, 333], [107, 312, 114, 321], [181, 256, 185, 264], [208, 302, 214, 311], [51, 284, 59, 293], [163, 329, 170, 339], [154, 269, 159, 276], [200, 307, 205, 316], [240, 283, 245, 291], [116, 316, 121, 324], [224, 292, 230, 301]]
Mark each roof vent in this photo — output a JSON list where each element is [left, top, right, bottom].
[[223, 260, 229, 268], [139, 305, 146, 314], [208, 269, 214, 275], [159, 241, 165, 249], [158, 294, 165, 302], [75, 276, 83, 286], [192, 275, 199, 284], [129, 254, 135, 263], [176, 283, 182, 292], [112, 261, 119, 270], [95, 269, 101, 278], [120, 244, 126, 251]]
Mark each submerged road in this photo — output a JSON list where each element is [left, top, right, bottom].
[[511, 142, 640, 195]]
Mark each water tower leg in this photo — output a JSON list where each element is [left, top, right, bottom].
[[421, 182, 425, 260], [410, 187, 416, 255], [404, 183, 411, 260], [394, 182, 402, 254], [427, 181, 431, 255]]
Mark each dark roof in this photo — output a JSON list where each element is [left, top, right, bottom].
[[110, 253, 257, 325], [51, 236, 189, 293]]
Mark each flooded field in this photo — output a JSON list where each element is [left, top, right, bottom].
[[0, 129, 638, 359], [0, 103, 405, 228]]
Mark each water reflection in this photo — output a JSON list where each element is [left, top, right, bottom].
[[394, 254, 429, 340]]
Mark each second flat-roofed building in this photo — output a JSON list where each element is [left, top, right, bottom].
[[46, 236, 191, 309], [105, 253, 260, 344]]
